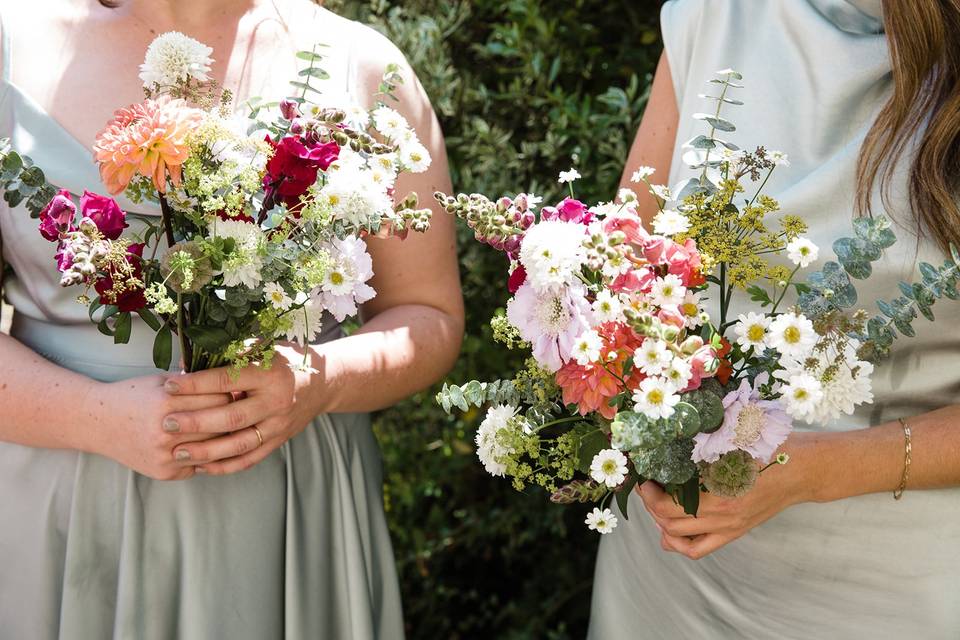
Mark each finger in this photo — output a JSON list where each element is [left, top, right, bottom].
[[661, 532, 733, 560], [173, 425, 268, 465], [165, 396, 271, 435], [168, 392, 234, 412], [653, 513, 730, 538], [195, 436, 278, 476], [637, 481, 689, 520], [164, 367, 264, 396]]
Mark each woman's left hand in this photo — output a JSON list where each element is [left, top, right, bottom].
[[162, 344, 321, 475], [636, 432, 819, 559]]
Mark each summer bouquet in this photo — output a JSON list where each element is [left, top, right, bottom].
[[435, 70, 960, 533], [0, 32, 432, 372]]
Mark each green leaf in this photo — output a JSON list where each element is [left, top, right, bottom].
[[136, 308, 162, 331], [113, 312, 132, 344], [692, 113, 736, 132], [577, 428, 609, 475], [298, 66, 330, 80], [677, 474, 701, 516], [746, 284, 772, 306], [184, 325, 232, 353], [682, 389, 724, 433], [672, 402, 701, 438], [615, 473, 640, 520], [153, 324, 173, 370]]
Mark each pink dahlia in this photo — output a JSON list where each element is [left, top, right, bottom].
[[93, 96, 203, 195]]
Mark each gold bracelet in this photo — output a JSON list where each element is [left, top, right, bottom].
[[893, 417, 912, 500]]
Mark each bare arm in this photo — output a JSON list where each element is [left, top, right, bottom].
[[619, 52, 679, 225]]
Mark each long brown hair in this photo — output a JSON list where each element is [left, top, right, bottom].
[[857, 0, 960, 251]]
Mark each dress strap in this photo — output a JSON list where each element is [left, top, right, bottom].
[[0, 7, 10, 82]]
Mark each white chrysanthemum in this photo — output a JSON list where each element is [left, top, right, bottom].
[[650, 184, 672, 201], [518, 220, 587, 292], [558, 168, 581, 184], [769, 150, 790, 166], [285, 293, 326, 345], [652, 209, 691, 236], [371, 106, 410, 140], [768, 312, 817, 360], [572, 329, 604, 366], [617, 188, 638, 204], [320, 167, 394, 229], [663, 357, 693, 391], [778, 372, 824, 421], [213, 219, 264, 289], [650, 274, 686, 307], [778, 341, 874, 424], [585, 507, 618, 534], [475, 404, 520, 477], [264, 282, 292, 311], [319, 235, 376, 322], [592, 290, 624, 324], [590, 449, 629, 488], [633, 376, 681, 420], [399, 141, 431, 173], [786, 237, 819, 268], [637, 339, 673, 376], [327, 147, 367, 175], [734, 311, 771, 351], [679, 290, 705, 329], [139, 31, 214, 89], [631, 166, 656, 183]]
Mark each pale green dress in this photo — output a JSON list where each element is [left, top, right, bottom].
[[0, 9, 404, 639], [589, 1, 960, 638]]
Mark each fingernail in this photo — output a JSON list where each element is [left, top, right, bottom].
[[162, 417, 180, 433], [164, 380, 180, 394], [195, 467, 207, 475], [175, 450, 191, 462], [654, 522, 664, 533]]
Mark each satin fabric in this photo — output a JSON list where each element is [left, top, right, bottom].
[[589, 2, 960, 638], [0, 8, 404, 639]]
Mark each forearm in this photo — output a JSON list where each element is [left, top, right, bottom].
[[797, 405, 960, 503], [303, 303, 463, 415], [0, 334, 97, 450]]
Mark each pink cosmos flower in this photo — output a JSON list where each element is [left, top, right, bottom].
[[93, 96, 203, 194], [692, 374, 793, 464], [506, 281, 593, 372]]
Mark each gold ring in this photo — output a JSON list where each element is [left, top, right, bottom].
[[253, 426, 264, 448]]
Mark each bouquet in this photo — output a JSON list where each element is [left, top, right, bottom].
[[0, 32, 432, 372], [435, 70, 960, 533]]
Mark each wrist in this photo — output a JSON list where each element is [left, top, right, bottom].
[[779, 430, 838, 505], [73, 379, 112, 456]]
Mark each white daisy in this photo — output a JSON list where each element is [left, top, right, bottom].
[[263, 282, 292, 311], [139, 31, 214, 89], [585, 507, 618, 534], [769, 150, 790, 167], [650, 274, 686, 307], [663, 357, 693, 391], [590, 449, 629, 488], [617, 188, 638, 204], [734, 311, 771, 351], [678, 290, 705, 329], [399, 141, 431, 173], [636, 339, 673, 376], [572, 329, 604, 366], [652, 209, 691, 236], [650, 184, 672, 201], [518, 220, 587, 292], [786, 237, 819, 268], [779, 373, 824, 420], [592, 290, 623, 324], [631, 166, 656, 183], [371, 106, 410, 140], [768, 312, 817, 359], [632, 376, 681, 420], [558, 168, 582, 184]]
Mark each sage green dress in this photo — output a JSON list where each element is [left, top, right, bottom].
[[589, 1, 960, 638], [0, 9, 404, 639]]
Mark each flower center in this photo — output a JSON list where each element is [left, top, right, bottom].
[[330, 272, 344, 286], [537, 295, 569, 334], [783, 326, 801, 344], [682, 302, 698, 316], [792, 388, 809, 401], [733, 404, 766, 447], [601, 460, 617, 474], [747, 324, 765, 342], [647, 389, 664, 405]]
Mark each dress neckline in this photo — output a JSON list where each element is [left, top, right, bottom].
[[807, 0, 884, 35]]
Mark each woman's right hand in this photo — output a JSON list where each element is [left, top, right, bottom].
[[80, 374, 231, 481]]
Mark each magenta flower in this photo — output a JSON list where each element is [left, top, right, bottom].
[[80, 191, 128, 240], [543, 197, 594, 225], [38, 189, 76, 242], [692, 374, 793, 464]]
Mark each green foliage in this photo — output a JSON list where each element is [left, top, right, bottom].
[[323, 1, 664, 637], [0, 138, 59, 217]]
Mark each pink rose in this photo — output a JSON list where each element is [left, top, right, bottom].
[[80, 191, 128, 240], [38, 189, 76, 242]]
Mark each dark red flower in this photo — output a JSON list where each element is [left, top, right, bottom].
[[80, 191, 128, 240], [95, 242, 147, 312], [508, 264, 527, 293], [263, 135, 340, 209], [38, 189, 76, 242]]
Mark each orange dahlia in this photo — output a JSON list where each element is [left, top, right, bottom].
[[93, 96, 203, 195], [555, 323, 645, 420]]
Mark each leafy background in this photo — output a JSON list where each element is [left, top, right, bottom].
[[324, 1, 665, 637]]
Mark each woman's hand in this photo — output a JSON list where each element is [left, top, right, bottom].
[[161, 344, 320, 476], [636, 432, 819, 559], [84, 374, 232, 481]]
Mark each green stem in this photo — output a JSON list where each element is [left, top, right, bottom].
[[533, 416, 587, 434]]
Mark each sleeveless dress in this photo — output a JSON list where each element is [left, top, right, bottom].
[[589, 1, 960, 638], [0, 9, 404, 640]]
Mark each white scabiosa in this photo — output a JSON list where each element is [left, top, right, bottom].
[[778, 341, 874, 424], [585, 507, 618, 534], [139, 32, 214, 89], [590, 449, 629, 488], [285, 292, 326, 345]]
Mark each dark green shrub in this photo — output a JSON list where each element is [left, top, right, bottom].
[[325, 1, 664, 637]]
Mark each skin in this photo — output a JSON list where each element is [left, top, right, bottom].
[[0, 0, 463, 479], [621, 52, 960, 560]]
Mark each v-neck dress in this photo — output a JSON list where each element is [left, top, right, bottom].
[[0, 8, 404, 639]]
